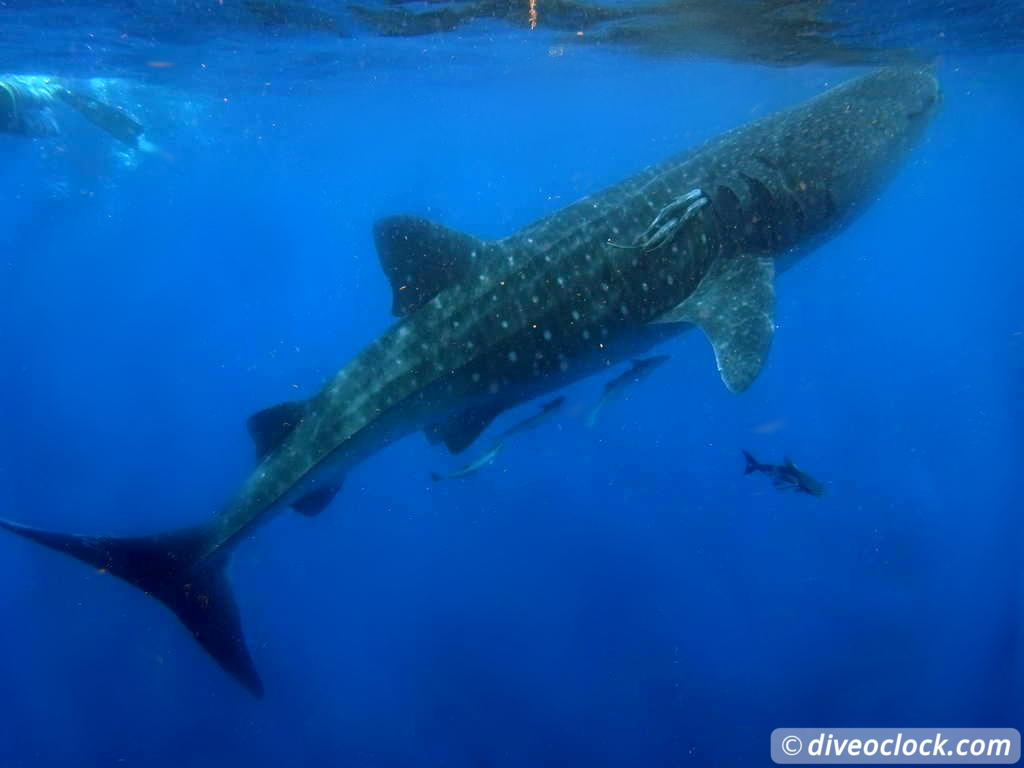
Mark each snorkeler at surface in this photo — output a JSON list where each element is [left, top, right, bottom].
[[0, 75, 156, 152]]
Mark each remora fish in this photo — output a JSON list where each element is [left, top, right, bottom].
[[0, 69, 939, 696], [430, 395, 565, 481], [430, 441, 504, 482], [586, 355, 669, 427], [742, 450, 824, 497]]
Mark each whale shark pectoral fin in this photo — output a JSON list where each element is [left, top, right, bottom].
[[425, 401, 506, 454], [373, 214, 487, 317], [651, 253, 775, 393], [247, 401, 307, 461], [292, 483, 342, 517]]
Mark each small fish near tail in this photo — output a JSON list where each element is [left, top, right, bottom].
[[0, 517, 263, 697]]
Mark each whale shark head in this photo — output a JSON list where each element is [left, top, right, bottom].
[[747, 68, 940, 254], [797, 68, 941, 225]]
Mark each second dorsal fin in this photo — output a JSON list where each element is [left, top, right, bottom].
[[247, 400, 306, 460], [373, 214, 484, 317]]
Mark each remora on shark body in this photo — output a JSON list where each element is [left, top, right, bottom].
[[0, 69, 939, 695]]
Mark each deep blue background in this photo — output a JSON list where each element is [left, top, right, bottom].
[[0, 47, 1022, 766]]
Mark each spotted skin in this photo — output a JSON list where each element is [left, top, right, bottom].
[[206, 69, 939, 555]]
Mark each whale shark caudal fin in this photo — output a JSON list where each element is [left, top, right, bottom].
[[0, 517, 263, 697], [373, 214, 488, 318], [652, 253, 775, 393]]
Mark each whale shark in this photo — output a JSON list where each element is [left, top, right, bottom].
[[0, 69, 939, 696]]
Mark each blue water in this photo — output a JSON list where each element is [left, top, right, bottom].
[[1, 5, 1023, 766]]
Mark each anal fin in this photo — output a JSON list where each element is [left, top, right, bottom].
[[292, 484, 342, 517], [652, 253, 775, 393], [425, 401, 506, 454]]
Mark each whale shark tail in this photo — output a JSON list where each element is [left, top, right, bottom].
[[742, 450, 763, 475], [0, 517, 262, 697]]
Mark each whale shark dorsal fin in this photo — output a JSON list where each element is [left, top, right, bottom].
[[425, 401, 506, 454], [651, 253, 775, 393], [247, 400, 307, 460], [373, 214, 486, 317]]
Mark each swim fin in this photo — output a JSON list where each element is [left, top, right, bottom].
[[55, 87, 145, 149]]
